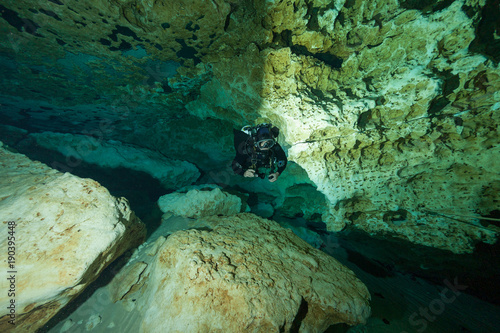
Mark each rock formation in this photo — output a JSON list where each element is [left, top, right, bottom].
[[50, 213, 371, 333], [28, 131, 201, 189], [157, 186, 242, 218], [0, 0, 498, 250], [0, 142, 146, 332]]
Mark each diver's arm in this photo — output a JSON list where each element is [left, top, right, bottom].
[[232, 160, 244, 175], [273, 144, 288, 174], [232, 129, 252, 176], [233, 160, 258, 177]]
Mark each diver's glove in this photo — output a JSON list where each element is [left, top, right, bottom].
[[268, 172, 279, 182], [244, 169, 258, 178]]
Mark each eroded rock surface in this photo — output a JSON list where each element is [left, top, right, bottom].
[[0, 143, 146, 332], [50, 213, 371, 333], [158, 186, 242, 218], [119, 214, 371, 332]]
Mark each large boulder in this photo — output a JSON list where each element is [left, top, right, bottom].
[[158, 187, 242, 218], [62, 213, 369, 333], [0, 143, 146, 332]]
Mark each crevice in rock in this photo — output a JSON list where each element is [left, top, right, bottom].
[[273, 30, 343, 69], [39, 8, 62, 21], [432, 68, 461, 96], [400, 0, 456, 13], [175, 38, 201, 65], [0, 4, 42, 36], [108, 25, 142, 43], [469, 0, 500, 64], [383, 208, 409, 226], [324, 323, 350, 332], [185, 21, 200, 32], [304, 0, 319, 31], [325, 227, 500, 306], [346, 249, 395, 278], [343, 0, 356, 9], [356, 110, 372, 131], [119, 262, 148, 301], [290, 297, 309, 333], [427, 96, 450, 117], [37, 251, 135, 333], [224, 3, 238, 32]]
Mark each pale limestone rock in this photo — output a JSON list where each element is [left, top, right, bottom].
[[0, 144, 146, 332], [45, 214, 370, 333], [29, 131, 200, 189], [256, 1, 500, 252], [158, 187, 242, 218], [111, 213, 371, 332]]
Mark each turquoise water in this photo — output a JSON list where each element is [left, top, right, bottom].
[[1, 1, 499, 332]]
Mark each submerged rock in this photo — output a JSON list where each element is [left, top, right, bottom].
[[0, 143, 146, 332], [158, 187, 242, 218], [28, 132, 200, 189], [67, 213, 370, 333]]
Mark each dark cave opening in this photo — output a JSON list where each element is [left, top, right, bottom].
[[290, 298, 309, 333]]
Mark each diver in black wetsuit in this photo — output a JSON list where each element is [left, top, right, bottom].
[[232, 123, 287, 182]]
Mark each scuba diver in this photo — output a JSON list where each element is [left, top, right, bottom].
[[232, 123, 287, 182]]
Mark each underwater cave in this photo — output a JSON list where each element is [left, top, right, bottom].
[[0, 0, 499, 332]]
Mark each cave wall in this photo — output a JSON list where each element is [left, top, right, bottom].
[[0, 0, 499, 253]]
